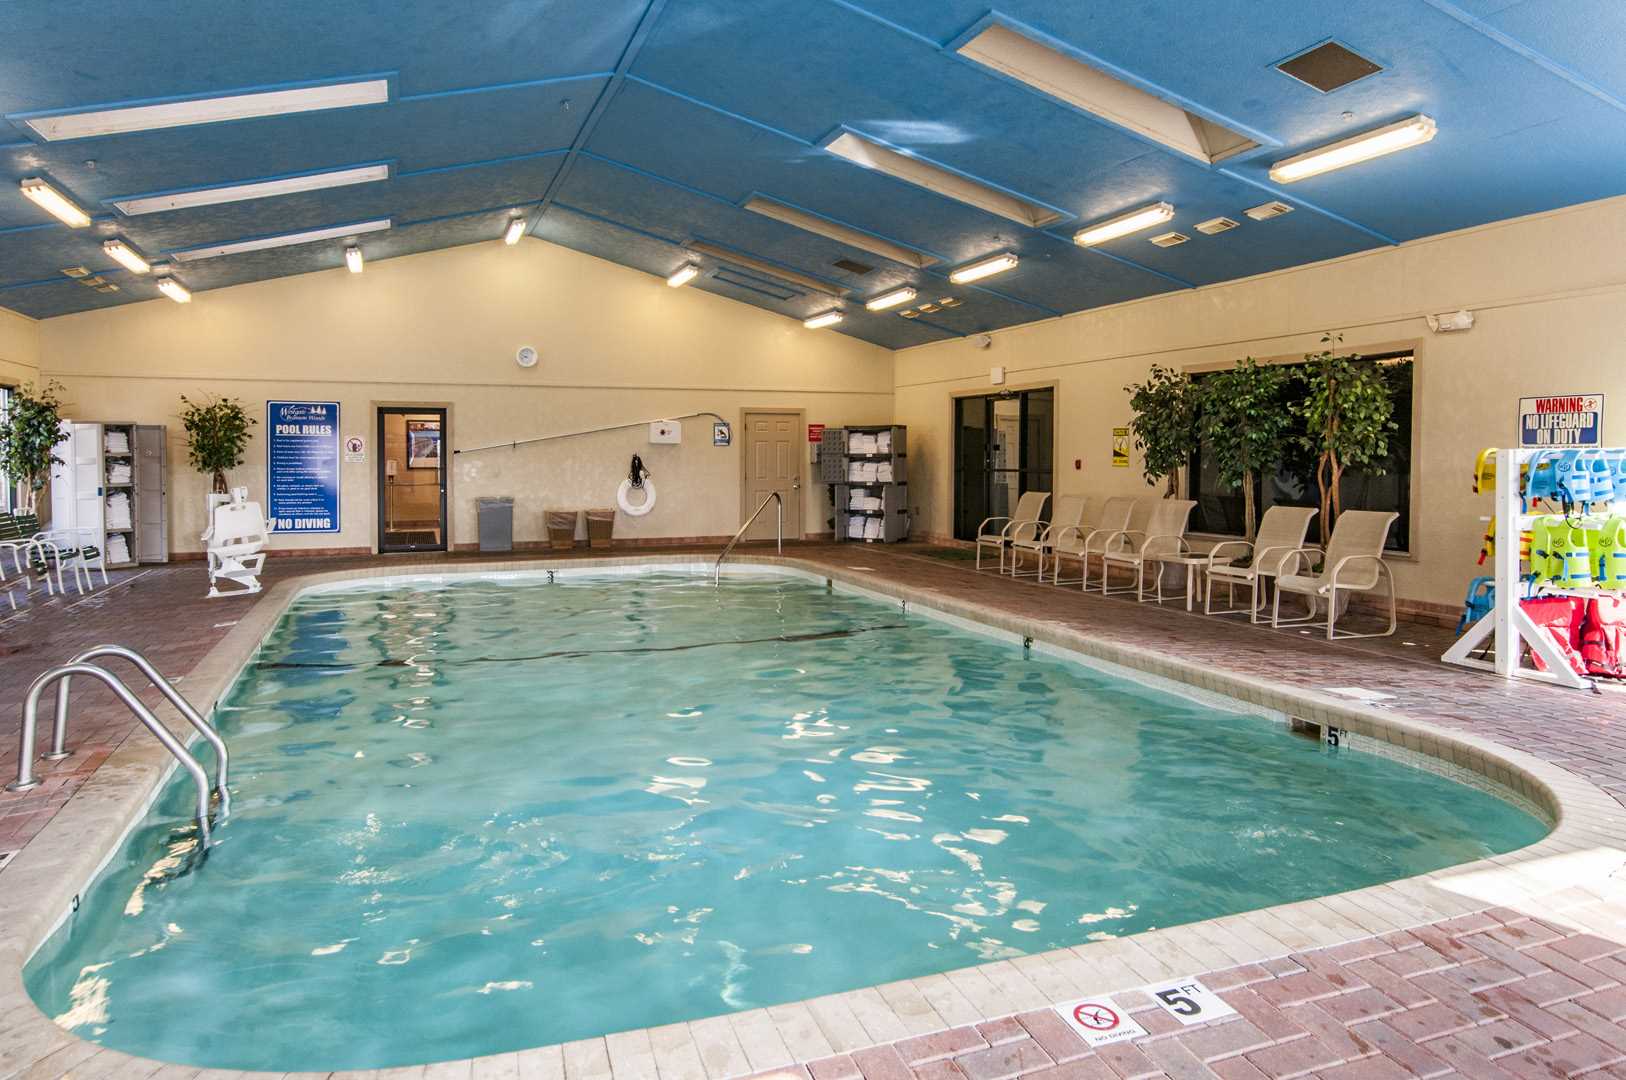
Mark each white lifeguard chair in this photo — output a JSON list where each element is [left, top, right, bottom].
[[202, 487, 269, 598]]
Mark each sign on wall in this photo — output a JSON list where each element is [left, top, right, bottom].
[[807, 423, 826, 443], [1519, 394, 1603, 448], [1111, 427, 1131, 468], [267, 400, 341, 533]]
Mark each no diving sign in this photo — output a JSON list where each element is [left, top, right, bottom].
[[1054, 996, 1147, 1047]]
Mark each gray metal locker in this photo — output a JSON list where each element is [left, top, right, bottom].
[[134, 425, 169, 563]]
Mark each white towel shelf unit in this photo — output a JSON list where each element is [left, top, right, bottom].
[[49, 421, 169, 570], [1441, 445, 1614, 691], [822, 425, 910, 543]]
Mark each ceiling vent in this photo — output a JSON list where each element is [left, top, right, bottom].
[[832, 258, 874, 275], [1276, 42, 1383, 93], [688, 240, 847, 298], [1149, 231, 1189, 247], [823, 131, 1065, 228], [743, 195, 938, 268], [956, 23, 1259, 165], [1195, 216, 1240, 235], [1244, 201, 1294, 221], [937, 296, 963, 308]]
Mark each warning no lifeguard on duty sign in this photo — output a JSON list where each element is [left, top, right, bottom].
[[1519, 394, 1603, 448]]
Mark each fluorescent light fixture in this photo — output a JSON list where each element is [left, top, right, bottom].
[[171, 218, 392, 262], [666, 263, 700, 288], [111, 163, 389, 216], [155, 278, 191, 304], [504, 216, 527, 246], [102, 239, 151, 274], [949, 252, 1018, 285], [803, 310, 844, 330], [824, 131, 1064, 228], [956, 24, 1257, 165], [742, 196, 938, 268], [19, 178, 91, 227], [22, 79, 390, 141], [1269, 114, 1437, 183], [345, 246, 364, 274], [865, 286, 917, 312], [1074, 202, 1175, 247]]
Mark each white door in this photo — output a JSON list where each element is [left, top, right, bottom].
[[741, 412, 803, 541], [50, 422, 104, 551]]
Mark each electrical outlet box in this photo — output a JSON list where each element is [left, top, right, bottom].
[[649, 420, 682, 444]]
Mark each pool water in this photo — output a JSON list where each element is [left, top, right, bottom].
[[25, 573, 1547, 1071]]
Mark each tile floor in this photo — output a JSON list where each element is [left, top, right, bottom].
[[2, 543, 1625, 1080]]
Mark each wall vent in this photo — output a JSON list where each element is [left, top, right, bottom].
[[957, 22, 1259, 165], [1195, 216, 1240, 235], [1244, 201, 1294, 221], [1149, 231, 1189, 247], [1277, 42, 1383, 93]]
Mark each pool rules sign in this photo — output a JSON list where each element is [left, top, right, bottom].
[[1520, 394, 1602, 448], [267, 400, 341, 533]]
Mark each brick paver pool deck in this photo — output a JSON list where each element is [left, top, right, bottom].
[[3, 543, 1625, 1080]]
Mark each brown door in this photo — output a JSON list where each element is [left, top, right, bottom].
[[741, 411, 803, 541]]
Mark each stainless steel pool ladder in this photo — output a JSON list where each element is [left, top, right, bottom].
[[715, 491, 783, 584], [6, 645, 229, 846]]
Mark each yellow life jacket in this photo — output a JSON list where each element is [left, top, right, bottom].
[[1592, 516, 1626, 591], [1559, 521, 1595, 588], [1528, 516, 1560, 583]]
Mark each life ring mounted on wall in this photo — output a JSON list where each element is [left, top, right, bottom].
[[617, 454, 656, 516]]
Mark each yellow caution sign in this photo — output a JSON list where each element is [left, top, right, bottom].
[[1112, 427, 1130, 468]]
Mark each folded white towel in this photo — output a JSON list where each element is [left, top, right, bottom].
[[104, 430, 130, 453], [107, 533, 130, 564]]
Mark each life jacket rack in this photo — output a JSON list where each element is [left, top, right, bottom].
[[1445, 445, 1626, 690]]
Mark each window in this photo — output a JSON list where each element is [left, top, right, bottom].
[[1186, 352, 1413, 551]]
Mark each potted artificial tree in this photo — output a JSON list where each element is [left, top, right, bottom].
[[0, 381, 68, 516], [1124, 364, 1200, 497], [180, 394, 256, 496], [1199, 357, 1292, 542], [1297, 333, 1398, 546]]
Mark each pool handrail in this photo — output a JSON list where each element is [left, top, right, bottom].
[[7, 661, 216, 846], [48, 644, 230, 818], [715, 491, 783, 584]]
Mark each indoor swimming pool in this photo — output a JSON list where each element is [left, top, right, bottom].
[[24, 571, 1549, 1071]]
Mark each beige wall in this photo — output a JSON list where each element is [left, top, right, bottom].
[[0, 307, 40, 387], [39, 239, 892, 553], [895, 195, 1626, 612]]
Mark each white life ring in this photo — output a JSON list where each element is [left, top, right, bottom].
[[617, 477, 657, 516]]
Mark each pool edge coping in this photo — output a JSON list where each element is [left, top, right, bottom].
[[0, 553, 1619, 1079]]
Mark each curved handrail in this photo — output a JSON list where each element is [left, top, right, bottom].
[[7, 664, 214, 846], [715, 491, 784, 584], [50, 645, 230, 817]]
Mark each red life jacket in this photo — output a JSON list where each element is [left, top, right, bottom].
[[1522, 596, 1587, 676], [1581, 596, 1626, 678]]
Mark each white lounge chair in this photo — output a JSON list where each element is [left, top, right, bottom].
[[1100, 499, 1196, 601], [1052, 496, 1134, 588], [1204, 506, 1320, 622], [975, 491, 1050, 573], [1271, 510, 1399, 639], [204, 487, 270, 599], [1011, 494, 1087, 581]]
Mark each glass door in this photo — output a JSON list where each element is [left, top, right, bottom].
[[378, 407, 447, 552], [953, 388, 1054, 540]]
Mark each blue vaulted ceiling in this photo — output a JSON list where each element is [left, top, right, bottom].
[[2, 1, 1624, 348]]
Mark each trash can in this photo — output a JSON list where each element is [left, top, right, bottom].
[[476, 497, 514, 552], [546, 510, 580, 551], [586, 507, 616, 550]]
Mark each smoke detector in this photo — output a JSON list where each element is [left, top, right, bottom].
[[516, 345, 539, 368]]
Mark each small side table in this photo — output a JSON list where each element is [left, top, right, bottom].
[[1148, 553, 1209, 611]]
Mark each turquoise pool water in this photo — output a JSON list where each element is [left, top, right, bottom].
[[25, 573, 1547, 1071]]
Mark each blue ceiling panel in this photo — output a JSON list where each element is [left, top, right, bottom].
[[0, 78, 599, 205], [0, 0, 1622, 340], [533, 203, 951, 350], [0, 0, 640, 114]]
